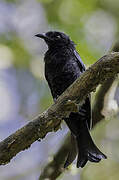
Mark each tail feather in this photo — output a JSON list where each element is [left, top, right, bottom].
[[77, 156, 88, 168], [64, 112, 107, 168], [76, 124, 107, 168]]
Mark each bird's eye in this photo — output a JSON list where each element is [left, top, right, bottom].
[[56, 35, 61, 39]]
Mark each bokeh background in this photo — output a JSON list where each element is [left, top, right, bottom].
[[0, 0, 119, 179]]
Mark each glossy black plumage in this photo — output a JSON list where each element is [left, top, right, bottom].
[[36, 31, 107, 168]]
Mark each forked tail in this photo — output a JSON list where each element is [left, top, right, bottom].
[[76, 123, 107, 168], [64, 112, 107, 168]]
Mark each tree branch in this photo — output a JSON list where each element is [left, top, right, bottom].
[[92, 40, 119, 127], [0, 52, 119, 166], [92, 77, 115, 127]]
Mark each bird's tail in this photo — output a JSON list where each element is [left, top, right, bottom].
[[64, 112, 107, 168], [76, 122, 107, 168]]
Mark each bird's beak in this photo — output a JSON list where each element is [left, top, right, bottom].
[[35, 33, 50, 41]]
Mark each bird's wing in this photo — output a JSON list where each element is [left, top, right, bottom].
[[45, 66, 57, 100], [74, 50, 92, 129], [73, 50, 86, 72], [79, 95, 92, 130]]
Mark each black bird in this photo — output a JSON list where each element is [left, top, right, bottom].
[[35, 31, 107, 168]]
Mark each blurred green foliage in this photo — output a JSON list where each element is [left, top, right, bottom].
[[0, 0, 119, 179], [0, 35, 31, 67]]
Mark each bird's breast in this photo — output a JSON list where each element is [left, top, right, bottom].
[[45, 59, 81, 96]]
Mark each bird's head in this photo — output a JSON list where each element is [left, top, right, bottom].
[[35, 31, 75, 49]]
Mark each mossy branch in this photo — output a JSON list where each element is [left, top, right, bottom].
[[0, 52, 119, 166]]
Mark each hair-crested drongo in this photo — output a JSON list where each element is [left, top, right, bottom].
[[35, 31, 107, 168]]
